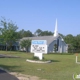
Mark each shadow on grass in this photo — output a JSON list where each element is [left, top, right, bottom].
[[47, 53, 75, 55], [0, 54, 20, 58], [50, 60, 60, 62], [0, 65, 24, 72]]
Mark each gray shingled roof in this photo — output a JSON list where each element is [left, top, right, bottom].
[[20, 35, 60, 45]]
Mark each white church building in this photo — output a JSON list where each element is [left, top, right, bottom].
[[20, 19, 68, 53]]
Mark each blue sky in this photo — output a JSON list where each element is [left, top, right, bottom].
[[0, 0, 80, 36]]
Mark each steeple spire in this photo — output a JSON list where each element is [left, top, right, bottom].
[[54, 19, 58, 37]]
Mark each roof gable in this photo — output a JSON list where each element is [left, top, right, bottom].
[[20, 35, 60, 45]]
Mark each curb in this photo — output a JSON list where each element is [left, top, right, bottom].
[[26, 59, 51, 63]]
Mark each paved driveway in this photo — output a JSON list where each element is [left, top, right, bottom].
[[0, 69, 19, 80]]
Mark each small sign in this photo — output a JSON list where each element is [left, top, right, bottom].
[[31, 40, 47, 60], [31, 40, 47, 53]]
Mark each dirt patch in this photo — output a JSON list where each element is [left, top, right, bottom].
[[10, 72, 46, 80], [0, 67, 46, 80]]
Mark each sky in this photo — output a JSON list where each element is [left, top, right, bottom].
[[0, 0, 80, 36]]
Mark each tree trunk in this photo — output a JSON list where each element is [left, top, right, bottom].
[[6, 45, 7, 51], [6, 43, 8, 51]]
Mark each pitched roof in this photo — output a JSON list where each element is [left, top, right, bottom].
[[20, 35, 60, 45]]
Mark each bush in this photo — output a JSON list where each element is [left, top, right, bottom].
[[32, 56, 45, 60], [32, 56, 39, 60]]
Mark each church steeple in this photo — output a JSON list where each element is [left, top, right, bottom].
[[54, 19, 58, 37]]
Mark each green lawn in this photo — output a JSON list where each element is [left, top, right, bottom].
[[0, 51, 80, 80]]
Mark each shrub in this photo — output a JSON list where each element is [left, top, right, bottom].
[[32, 56, 45, 60], [32, 56, 39, 60]]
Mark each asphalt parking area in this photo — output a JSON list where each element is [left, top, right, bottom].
[[0, 69, 19, 80]]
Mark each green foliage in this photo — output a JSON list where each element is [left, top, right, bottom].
[[20, 39, 31, 52], [64, 34, 80, 53], [54, 44, 57, 53], [32, 56, 45, 60], [16, 29, 33, 39], [0, 18, 18, 50], [34, 29, 53, 36], [32, 56, 39, 60]]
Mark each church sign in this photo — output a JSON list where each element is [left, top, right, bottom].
[[31, 40, 47, 53], [31, 40, 47, 60]]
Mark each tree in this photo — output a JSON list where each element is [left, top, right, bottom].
[[34, 29, 42, 36], [64, 34, 80, 53], [20, 39, 31, 52], [34, 29, 53, 36], [0, 18, 18, 51], [73, 34, 80, 52], [24, 30, 33, 37], [64, 34, 74, 44], [17, 29, 33, 38], [40, 31, 53, 36], [64, 34, 75, 52], [54, 44, 57, 53]]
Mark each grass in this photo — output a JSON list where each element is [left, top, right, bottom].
[[0, 51, 80, 80]]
